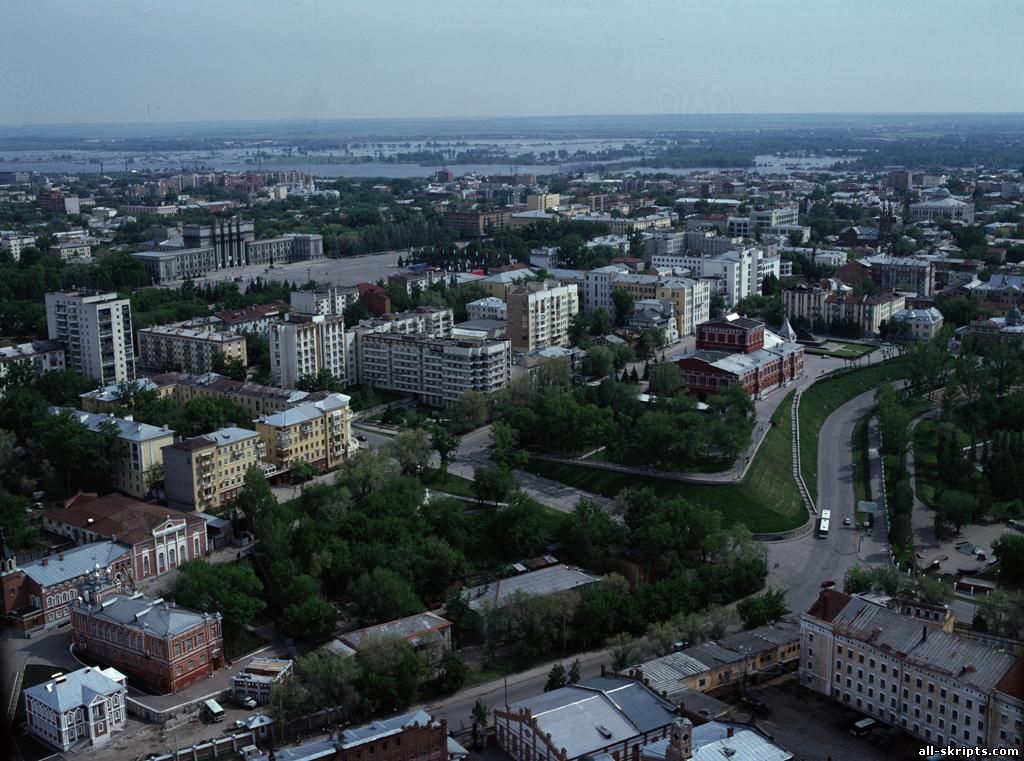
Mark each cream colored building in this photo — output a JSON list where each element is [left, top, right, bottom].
[[137, 324, 246, 375], [506, 281, 579, 353], [46, 290, 136, 385], [526, 192, 560, 212], [52, 408, 174, 498], [163, 426, 266, 512], [255, 393, 352, 474], [269, 312, 346, 387]]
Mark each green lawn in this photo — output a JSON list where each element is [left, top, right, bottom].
[[805, 342, 878, 359], [422, 468, 476, 499], [525, 391, 805, 534], [798, 357, 911, 503], [852, 416, 871, 503]]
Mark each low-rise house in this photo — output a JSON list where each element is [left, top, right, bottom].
[[164, 426, 267, 512], [0, 340, 65, 388], [44, 492, 208, 583], [889, 307, 944, 341], [335, 612, 453, 669], [231, 657, 293, 705], [495, 676, 678, 761], [24, 666, 127, 752], [71, 592, 224, 694], [637, 719, 793, 761]]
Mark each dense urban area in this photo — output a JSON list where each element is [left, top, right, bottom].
[[1, 114, 1023, 761]]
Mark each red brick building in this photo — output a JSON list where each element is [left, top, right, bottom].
[[43, 494, 208, 584], [71, 593, 224, 694], [696, 315, 765, 353], [358, 282, 392, 316]]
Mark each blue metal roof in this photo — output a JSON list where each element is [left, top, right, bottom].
[[19, 541, 130, 589]]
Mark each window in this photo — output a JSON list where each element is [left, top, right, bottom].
[[965, 699, 973, 710]]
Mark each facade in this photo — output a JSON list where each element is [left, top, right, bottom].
[[255, 392, 353, 474], [50, 240, 93, 262], [181, 218, 255, 269], [71, 593, 224, 694], [164, 427, 265, 512], [24, 666, 127, 752], [50, 408, 174, 498], [44, 492, 208, 583], [696, 315, 765, 353], [0, 539, 130, 633], [358, 282, 393, 316], [245, 233, 324, 265], [269, 312, 346, 387], [0, 340, 65, 386], [231, 658, 293, 705], [909, 195, 975, 224], [214, 302, 290, 336], [335, 710, 450, 761], [131, 246, 218, 284], [150, 371, 332, 419], [782, 283, 906, 337], [1, 232, 37, 260], [290, 285, 360, 317], [356, 333, 511, 407], [466, 296, 507, 321], [389, 269, 446, 295], [46, 290, 136, 385], [356, 307, 455, 338], [506, 281, 580, 353], [527, 193, 561, 211], [843, 256, 935, 298], [800, 590, 1022, 751], [137, 323, 246, 375], [628, 300, 680, 344], [584, 265, 629, 315], [495, 677, 678, 761], [443, 208, 513, 238], [889, 307, 945, 341]]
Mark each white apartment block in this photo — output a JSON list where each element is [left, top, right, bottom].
[[24, 666, 127, 752], [289, 285, 360, 316], [466, 297, 507, 321], [356, 333, 511, 407], [506, 281, 580, 353], [46, 290, 136, 385], [269, 312, 346, 387], [584, 265, 629, 315], [1, 232, 36, 260], [51, 408, 175, 499], [355, 306, 454, 338], [801, 591, 1022, 751], [0, 340, 65, 387], [136, 324, 246, 375]]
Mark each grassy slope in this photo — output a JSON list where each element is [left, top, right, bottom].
[[526, 391, 804, 533]]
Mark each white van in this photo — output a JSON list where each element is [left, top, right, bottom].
[[203, 698, 225, 723], [850, 717, 876, 736]]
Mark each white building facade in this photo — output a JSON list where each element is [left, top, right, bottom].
[[45, 290, 136, 385]]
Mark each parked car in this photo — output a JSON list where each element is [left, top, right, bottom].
[[356, 434, 367, 442], [241, 696, 257, 710], [843, 517, 852, 526]]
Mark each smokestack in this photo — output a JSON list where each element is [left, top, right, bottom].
[[726, 727, 734, 739]]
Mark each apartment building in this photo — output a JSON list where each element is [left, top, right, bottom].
[[443, 207, 513, 238], [137, 323, 246, 375], [584, 265, 629, 315], [255, 393, 353, 474], [801, 590, 1022, 751], [356, 333, 511, 407], [388, 268, 447, 295], [46, 290, 136, 385], [213, 302, 289, 336], [290, 285, 360, 316], [466, 296, 507, 321], [506, 281, 579, 353], [575, 211, 674, 234], [782, 283, 906, 337], [49, 239, 93, 262], [616, 274, 710, 338], [148, 372, 332, 419], [355, 306, 454, 338], [24, 666, 127, 752], [50, 408, 174, 498], [164, 427, 266, 512], [131, 246, 218, 284], [0, 340, 65, 387], [269, 312, 346, 387], [890, 307, 945, 342], [1, 232, 37, 260], [71, 593, 224, 694]]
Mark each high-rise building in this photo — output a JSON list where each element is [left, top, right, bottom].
[[269, 313, 346, 387], [136, 323, 247, 375], [45, 290, 136, 384], [506, 281, 580, 353]]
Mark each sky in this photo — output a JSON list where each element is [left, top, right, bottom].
[[3, 0, 1022, 125]]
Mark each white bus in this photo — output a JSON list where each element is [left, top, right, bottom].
[[818, 510, 831, 538]]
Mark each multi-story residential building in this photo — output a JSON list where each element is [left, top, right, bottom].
[[356, 333, 511, 407], [44, 492, 208, 583], [50, 408, 174, 498], [443, 207, 513, 238], [782, 283, 906, 337], [0, 539, 130, 633], [526, 192, 561, 211], [131, 246, 218, 284], [584, 265, 629, 315], [46, 290, 135, 386], [269, 312, 346, 387], [48, 239, 94, 263], [290, 285, 360, 316], [164, 427, 266, 512], [466, 296, 507, 321], [147, 371, 333, 419], [71, 593, 224, 694], [842, 255, 936, 297], [137, 323, 247, 375], [506, 281, 579, 353], [213, 302, 290, 336], [388, 268, 446, 295], [181, 218, 255, 268], [231, 658, 293, 705], [726, 205, 802, 239], [355, 306, 454, 338], [647, 277, 708, 338], [481, 268, 540, 300], [889, 307, 945, 342], [1, 232, 37, 260], [575, 211, 674, 234], [255, 393, 353, 474], [800, 590, 1022, 751], [24, 666, 127, 752], [0, 340, 65, 386], [909, 193, 975, 224], [118, 203, 177, 217]]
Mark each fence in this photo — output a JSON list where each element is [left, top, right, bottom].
[[146, 731, 256, 761], [126, 688, 232, 725], [791, 389, 817, 516]]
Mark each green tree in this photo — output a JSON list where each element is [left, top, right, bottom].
[[290, 459, 317, 484], [348, 567, 422, 622], [993, 532, 1024, 584], [431, 428, 461, 473], [436, 649, 468, 693], [648, 363, 682, 396], [355, 637, 424, 715], [914, 575, 953, 606], [281, 595, 336, 642], [471, 699, 490, 750], [611, 288, 635, 327], [472, 466, 514, 506], [607, 632, 639, 671], [589, 308, 612, 336], [174, 560, 266, 643], [491, 420, 528, 470], [296, 368, 345, 393], [567, 658, 581, 684], [449, 389, 489, 433], [560, 499, 624, 572], [391, 428, 433, 476], [545, 663, 567, 692], [844, 567, 875, 594], [583, 346, 615, 379], [336, 446, 400, 499], [212, 351, 248, 381], [736, 588, 790, 629], [488, 493, 549, 559], [235, 465, 277, 523]]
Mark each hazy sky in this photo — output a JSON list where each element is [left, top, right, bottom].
[[3, 0, 1022, 124]]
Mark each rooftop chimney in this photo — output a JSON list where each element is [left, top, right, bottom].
[[726, 727, 734, 739], [921, 625, 928, 642]]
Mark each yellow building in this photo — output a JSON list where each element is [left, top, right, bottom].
[[526, 193, 560, 212], [255, 393, 352, 474], [52, 408, 175, 498], [163, 427, 266, 512]]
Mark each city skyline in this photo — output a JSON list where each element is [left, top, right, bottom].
[[3, 0, 1022, 125]]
